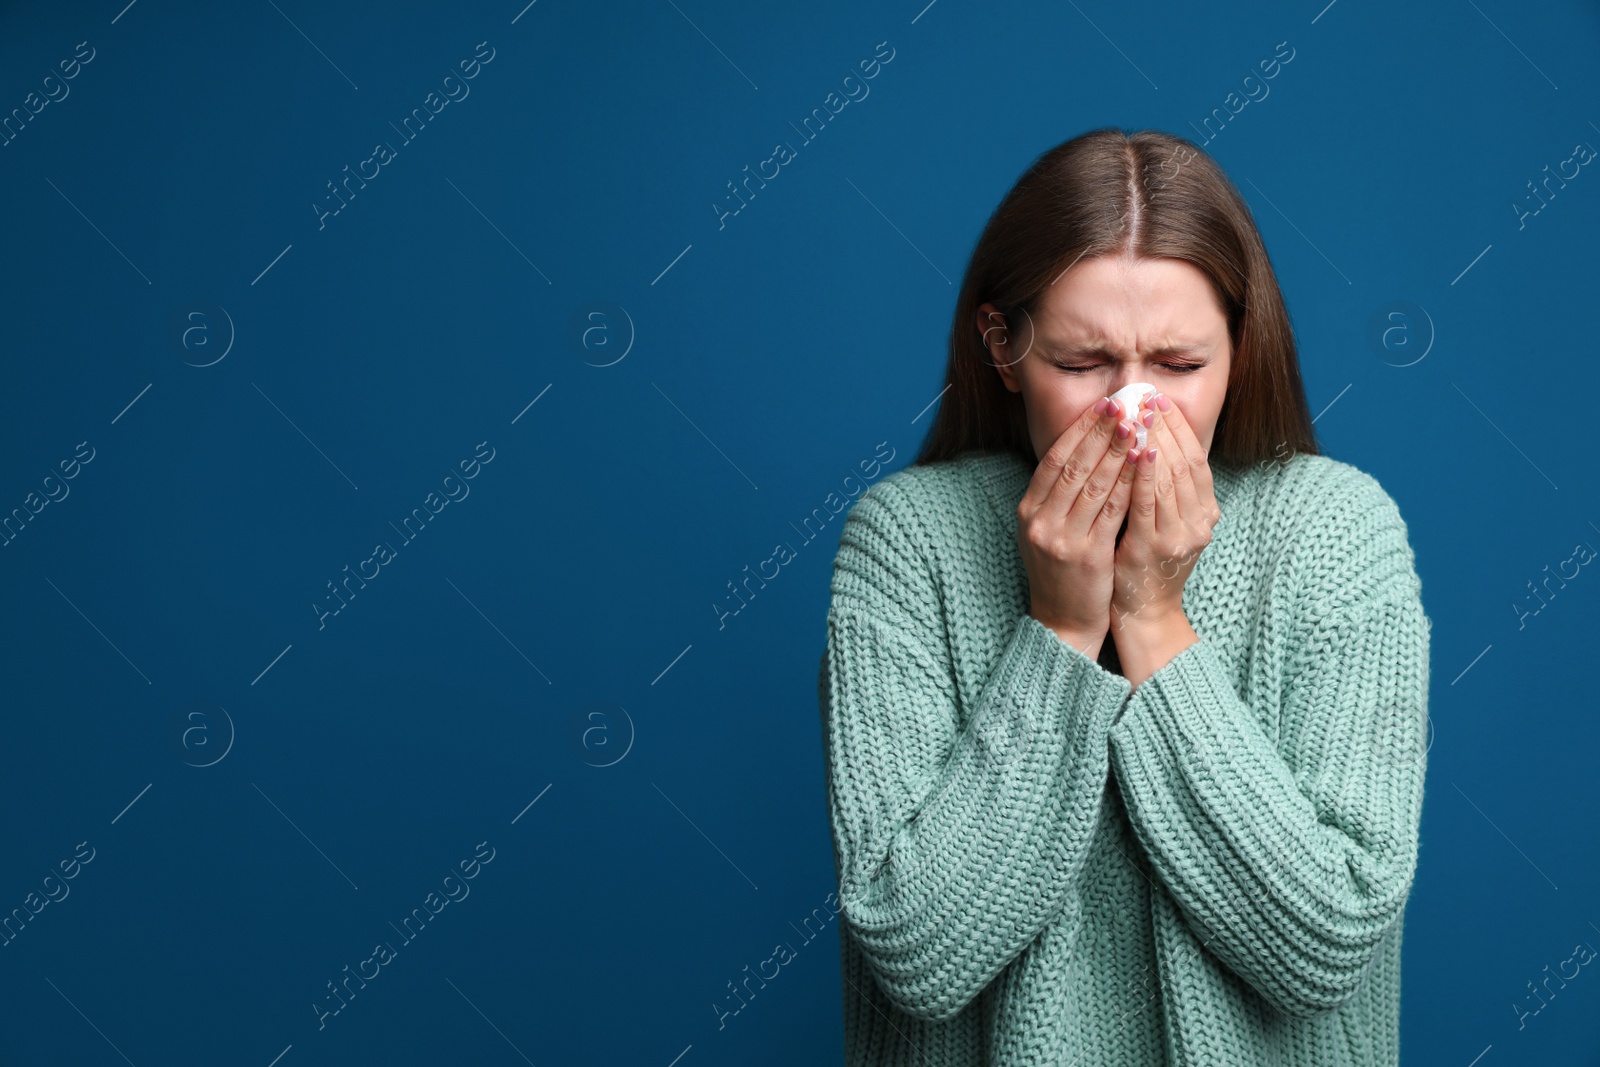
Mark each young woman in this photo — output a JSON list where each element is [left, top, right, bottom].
[[819, 127, 1431, 1065]]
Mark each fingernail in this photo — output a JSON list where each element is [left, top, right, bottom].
[[1140, 410, 1157, 428], [1144, 447, 1159, 463], [1115, 420, 1131, 439], [1093, 397, 1110, 415], [1154, 393, 1172, 412], [1126, 448, 1140, 463]]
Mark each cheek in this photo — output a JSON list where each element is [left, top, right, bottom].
[[1033, 376, 1098, 424], [1170, 376, 1226, 427], [1021, 370, 1111, 450], [1037, 392, 1093, 444]]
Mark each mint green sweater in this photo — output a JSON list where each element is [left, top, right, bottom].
[[819, 449, 1431, 1065]]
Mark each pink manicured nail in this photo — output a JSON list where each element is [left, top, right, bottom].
[[1154, 393, 1172, 412], [1126, 449, 1140, 463], [1140, 410, 1157, 428], [1093, 397, 1110, 415], [1143, 447, 1159, 463], [1115, 420, 1131, 439]]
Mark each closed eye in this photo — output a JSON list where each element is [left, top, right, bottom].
[[1053, 362, 1205, 374]]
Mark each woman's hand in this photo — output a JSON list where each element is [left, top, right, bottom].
[[1111, 391, 1223, 629], [1018, 396, 1140, 654]]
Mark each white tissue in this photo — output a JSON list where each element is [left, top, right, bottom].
[[1109, 382, 1158, 448]]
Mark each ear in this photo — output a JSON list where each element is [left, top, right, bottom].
[[976, 302, 1023, 393]]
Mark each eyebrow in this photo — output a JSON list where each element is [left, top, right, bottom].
[[1041, 341, 1209, 358]]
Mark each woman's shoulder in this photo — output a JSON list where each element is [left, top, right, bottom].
[[831, 451, 1015, 603], [1251, 451, 1422, 614], [848, 450, 1020, 532], [1250, 451, 1408, 521], [1267, 452, 1413, 538], [828, 455, 1000, 628]]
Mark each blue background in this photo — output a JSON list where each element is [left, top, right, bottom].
[[1, 0, 1597, 1063]]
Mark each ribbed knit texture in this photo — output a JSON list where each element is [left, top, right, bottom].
[[818, 449, 1431, 1066]]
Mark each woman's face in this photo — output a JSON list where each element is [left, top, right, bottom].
[[978, 254, 1232, 462]]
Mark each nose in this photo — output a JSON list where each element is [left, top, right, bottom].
[[1108, 380, 1157, 422]]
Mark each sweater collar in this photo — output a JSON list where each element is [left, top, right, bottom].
[[974, 449, 1249, 530]]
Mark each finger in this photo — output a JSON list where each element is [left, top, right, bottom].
[[1022, 396, 1116, 517], [1143, 415, 1190, 539], [1151, 394, 1209, 510], [1128, 431, 1159, 543], [1150, 432, 1213, 568], [1037, 397, 1122, 528], [1065, 409, 1137, 539], [1146, 395, 1215, 539], [1127, 396, 1179, 537], [1093, 433, 1140, 544], [1148, 426, 1183, 538]]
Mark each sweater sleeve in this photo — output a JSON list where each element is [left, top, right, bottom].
[[1106, 473, 1431, 1019], [821, 480, 1133, 1024]]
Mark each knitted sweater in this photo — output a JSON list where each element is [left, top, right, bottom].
[[818, 448, 1431, 1066]]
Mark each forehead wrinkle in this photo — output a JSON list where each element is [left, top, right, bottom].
[[1041, 301, 1191, 354], [1039, 335, 1208, 358]]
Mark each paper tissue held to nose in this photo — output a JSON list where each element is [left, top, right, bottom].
[[1109, 382, 1158, 448]]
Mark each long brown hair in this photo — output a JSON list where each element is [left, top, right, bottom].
[[913, 127, 1318, 472]]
